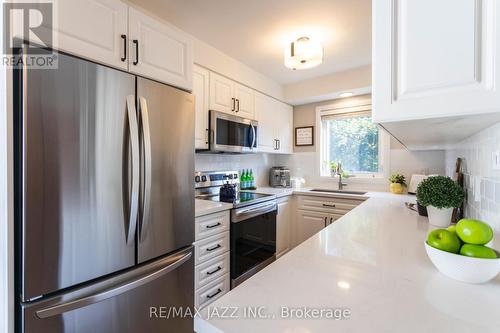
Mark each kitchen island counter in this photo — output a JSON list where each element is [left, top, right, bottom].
[[194, 192, 500, 333]]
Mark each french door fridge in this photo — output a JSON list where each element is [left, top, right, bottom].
[[15, 49, 195, 332]]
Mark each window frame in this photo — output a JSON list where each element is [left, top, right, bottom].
[[315, 101, 390, 181]]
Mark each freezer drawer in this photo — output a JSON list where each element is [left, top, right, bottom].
[[21, 247, 195, 333]]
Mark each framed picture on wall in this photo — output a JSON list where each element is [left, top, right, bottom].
[[295, 126, 314, 146]]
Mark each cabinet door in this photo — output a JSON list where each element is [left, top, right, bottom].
[[295, 210, 327, 246], [277, 102, 293, 154], [234, 83, 255, 119], [254, 92, 276, 152], [128, 7, 193, 90], [373, 0, 500, 123], [276, 197, 291, 257], [193, 65, 210, 149], [209, 72, 235, 114], [42, 0, 128, 70]]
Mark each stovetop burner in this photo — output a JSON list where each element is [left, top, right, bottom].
[[198, 191, 275, 208]]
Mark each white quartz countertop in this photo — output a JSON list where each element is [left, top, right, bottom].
[[195, 199, 233, 217], [194, 192, 500, 333]]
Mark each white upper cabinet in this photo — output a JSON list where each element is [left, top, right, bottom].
[[373, 0, 500, 149], [234, 84, 255, 119], [193, 65, 210, 150], [255, 93, 276, 152], [128, 7, 193, 91], [374, 0, 500, 122], [254, 92, 293, 154], [52, 0, 128, 70], [209, 72, 235, 114], [209, 72, 255, 118]]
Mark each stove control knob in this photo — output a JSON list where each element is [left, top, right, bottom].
[[201, 175, 207, 182], [228, 174, 233, 179], [195, 176, 201, 183], [234, 173, 238, 179]]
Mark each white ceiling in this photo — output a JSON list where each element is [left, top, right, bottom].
[[129, 0, 372, 84]]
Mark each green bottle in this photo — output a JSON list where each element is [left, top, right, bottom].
[[240, 170, 247, 190], [249, 169, 255, 189]]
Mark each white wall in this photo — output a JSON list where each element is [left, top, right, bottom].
[[195, 154, 278, 187], [445, 122, 500, 232], [284, 65, 372, 105]]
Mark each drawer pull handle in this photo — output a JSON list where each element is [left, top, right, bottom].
[[206, 288, 222, 299], [206, 244, 221, 252], [206, 266, 222, 275], [322, 203, 336, 208], [206, 222, 221, 229]]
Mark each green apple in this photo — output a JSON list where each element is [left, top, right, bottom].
[[427, 229, 461, 253], [447, 225, 456, 234], [456, 219, 493, 245], [460, 244, 498, 259]]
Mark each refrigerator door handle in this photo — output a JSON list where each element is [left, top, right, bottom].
[[139, 96, 152, 241], [126, 95, 140, 245], [35, 249, 193, 319]]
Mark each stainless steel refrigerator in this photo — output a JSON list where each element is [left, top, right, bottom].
[[15, 50, 195, 332]]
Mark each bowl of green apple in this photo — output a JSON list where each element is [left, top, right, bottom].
[[425, 219, 500, 284]]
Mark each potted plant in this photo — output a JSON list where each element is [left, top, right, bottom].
[[389, 173, 407, 194], [416, 176, 465, 227]]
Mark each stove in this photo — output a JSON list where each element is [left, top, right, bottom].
[[194, 170, 276, 208], [194, 171, 277, 288]]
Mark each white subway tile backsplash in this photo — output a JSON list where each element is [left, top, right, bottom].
[[446, 121, 500, 232]]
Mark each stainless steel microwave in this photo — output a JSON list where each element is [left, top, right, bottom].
[[209, 110, 258, 153]]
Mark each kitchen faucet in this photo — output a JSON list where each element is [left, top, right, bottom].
[[335, 162, 347, 190]]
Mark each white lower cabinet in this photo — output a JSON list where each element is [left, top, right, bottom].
[[276, 196, 292, 257], [195, 274, 230, 309], [294, 195, 365, 246], [194, 210, 230, 308]]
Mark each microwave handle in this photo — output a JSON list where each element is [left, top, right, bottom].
[[250, 124, 256, 149]]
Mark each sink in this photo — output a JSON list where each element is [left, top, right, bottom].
[[310, 189, 367, 195]]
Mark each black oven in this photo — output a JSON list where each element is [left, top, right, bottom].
[[209, 110, 258, 153], [230, 200, 277, 288]]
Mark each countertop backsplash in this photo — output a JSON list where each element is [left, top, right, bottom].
[[195, 153, 278, 188], [446, 121, 500, 232]]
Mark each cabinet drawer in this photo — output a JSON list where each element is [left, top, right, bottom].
[[195, 273, 230, 309], [195, 210, 230, 241], [194, 232, 229, 265], [297, 195, 363, 214], [195, 252, 230, 290]]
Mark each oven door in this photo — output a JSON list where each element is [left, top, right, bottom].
[[230, 201, 276, 288], [210, 111, 258, 153]]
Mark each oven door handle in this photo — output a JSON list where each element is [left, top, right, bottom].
[[232, 201, 277, 222]]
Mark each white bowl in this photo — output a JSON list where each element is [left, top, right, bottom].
[[424, 242, 500, 284]]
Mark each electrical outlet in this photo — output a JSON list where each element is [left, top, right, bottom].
[[493, 151, 500, 170]]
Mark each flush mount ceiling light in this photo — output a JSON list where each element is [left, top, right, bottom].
[[284, 36, 323, 70]]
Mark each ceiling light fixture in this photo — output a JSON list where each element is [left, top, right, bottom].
[[338, 92, 354, 98], [284, 36, 323, 70]]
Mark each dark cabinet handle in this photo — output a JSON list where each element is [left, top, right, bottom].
[[231, 98, 235, 111], [324, 216, 327, 228], [236, 99, 240, 112], [206, 288, 222, 299], [330, 217, 333, 225], [133, 39, 139, 65], [206, 266, 222, 275], [120, 34, 127, 61], [206, 244, 221, 252], [206, 222, 221, 229], [205, 129, 209, 144], [322, 203, 336, 208], [277, 139, 281, 150]]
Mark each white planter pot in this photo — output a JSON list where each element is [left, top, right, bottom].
[[427, 206, 453, 227]]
